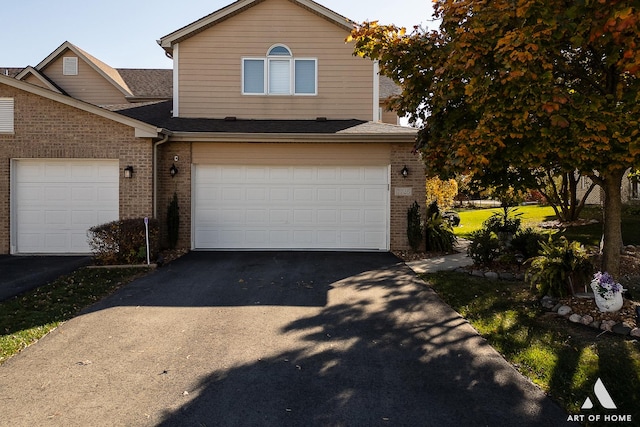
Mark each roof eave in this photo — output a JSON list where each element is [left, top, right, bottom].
[[159, 0, 354, 50], [0, 74, 161, 139], [166, 131, 415, 143]]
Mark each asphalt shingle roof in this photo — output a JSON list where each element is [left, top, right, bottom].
[[109, 100, 416, 134]]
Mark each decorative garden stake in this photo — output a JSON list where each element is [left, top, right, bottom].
[[590, 272, 624, 313]]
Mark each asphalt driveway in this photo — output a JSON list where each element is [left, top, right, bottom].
[[0, 255, 89, 302], [0, 251, 572, 426]]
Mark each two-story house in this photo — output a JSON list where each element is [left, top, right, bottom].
[[0, 0, 423, 255]]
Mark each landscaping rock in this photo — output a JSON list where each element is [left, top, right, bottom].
[[551, 303, 563, 312], [631, 328, 640, 338], [472, 270, 485, 278], [541, 296, 556, 310], [557, 305, 572, 316], [569, 314, 582, 323], [499, 272, 515, 281], [485, 271, 499, 281], [601, 320, 617, 332], [590, 320, 601, 329], [613, 322, 633, 336], [580, 315, 594, 325]]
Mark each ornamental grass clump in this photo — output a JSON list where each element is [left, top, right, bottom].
[[525, 236, 593, 297]]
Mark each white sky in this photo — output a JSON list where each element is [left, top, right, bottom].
[[2, 0, 435, 69]]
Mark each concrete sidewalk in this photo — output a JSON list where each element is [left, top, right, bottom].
[[405, 239, 474, 274]]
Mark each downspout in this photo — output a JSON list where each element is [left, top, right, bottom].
[[153, 131, 170, 218], [373, 60, 380, 122]]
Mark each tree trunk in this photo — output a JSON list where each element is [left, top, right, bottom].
[[601, 168, 626, 278]]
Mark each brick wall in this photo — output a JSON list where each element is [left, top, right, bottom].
[[0, 85, 153, 254], [157, 142, 192, 249], [390, 143, 426, 251]]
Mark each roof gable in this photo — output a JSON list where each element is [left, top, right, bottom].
[[0, 73, 159, 138], [158, 0, 354, 55], [15, 66, 64, 94], [35, 41, 133, 98]]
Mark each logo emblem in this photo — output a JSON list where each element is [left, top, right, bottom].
[[581, 378, 617, 410]]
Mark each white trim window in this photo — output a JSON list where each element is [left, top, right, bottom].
[[242, 45, 317, 96], [0, 98, 14, 134]]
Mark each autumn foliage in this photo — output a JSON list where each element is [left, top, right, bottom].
[[350, 0, 640, 276]]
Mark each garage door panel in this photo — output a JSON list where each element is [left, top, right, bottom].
[[194, 165, 389, 250], [13, 160, 119, 254]]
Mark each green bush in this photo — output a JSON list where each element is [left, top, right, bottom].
[[425, 212, 457, 252], [467, 228, 500, 265], [167, 192, 180, 250], [511, 227, 547, 260], [407, 201, 424, 252], [483, 206, 522, 234], [525, 236, 593, 297], [88, 218, 159, 265]]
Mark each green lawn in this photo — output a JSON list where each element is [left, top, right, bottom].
[[453, 205, 640, 246], [454, 205, 557, 239], [425, 272, 640, 426]]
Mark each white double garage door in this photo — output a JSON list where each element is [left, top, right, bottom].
[[193, 164, 390, 250]]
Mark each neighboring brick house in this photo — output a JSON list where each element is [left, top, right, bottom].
[[0, 0, 423, 255]]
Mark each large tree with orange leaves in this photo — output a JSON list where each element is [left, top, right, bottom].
[[351, 0, 640, 276]]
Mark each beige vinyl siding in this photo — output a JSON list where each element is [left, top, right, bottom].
[[177, 0, 373, 120], [381, 108, 399, 125], [192, 143, 391, 166], [41, 56, 128, 105], [23, 74, 51, 90]]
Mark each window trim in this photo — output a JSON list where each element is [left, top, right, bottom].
[[242, 58, 266, 95], [241, 45, 317, 96]]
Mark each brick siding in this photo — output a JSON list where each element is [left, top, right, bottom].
[[0, 85, 153, 254]]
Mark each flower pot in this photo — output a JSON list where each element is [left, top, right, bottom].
[[590, 280, 624, 312]]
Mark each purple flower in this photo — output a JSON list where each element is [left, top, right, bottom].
[[593, 271, 622, 294]]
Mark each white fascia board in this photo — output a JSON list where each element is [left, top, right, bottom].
[[173, 44, 179, 117]]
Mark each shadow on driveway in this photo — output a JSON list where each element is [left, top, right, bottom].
[[0, 251, 574, 426], [0, 255, 89, 302], [85, 251, 401, 309], [150, 256, 573, 426]]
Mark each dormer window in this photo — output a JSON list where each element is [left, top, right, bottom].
[[242, 44, 317, 96]]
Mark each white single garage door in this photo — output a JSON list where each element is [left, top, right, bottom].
[[194, 165, 389, 250], [12, 159, 119, 254]]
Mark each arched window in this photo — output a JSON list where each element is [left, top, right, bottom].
[[242, 44, 316, 96]]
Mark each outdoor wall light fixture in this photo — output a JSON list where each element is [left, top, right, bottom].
[[123, 165, 134, 179], [169, 163, 178, 178], [401, 165, 409, 178]]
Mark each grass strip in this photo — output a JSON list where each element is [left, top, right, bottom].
[[0, 267, 149, 365], [425, 271, 640, 426]]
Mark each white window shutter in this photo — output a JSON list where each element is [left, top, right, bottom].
[[0, 98, 14, 133], [63, 57, 78, 76]]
